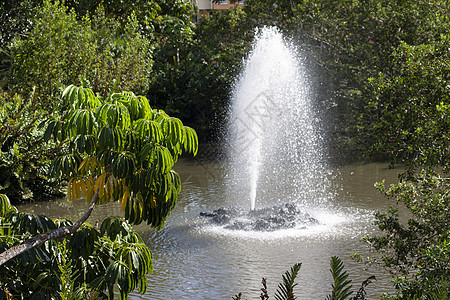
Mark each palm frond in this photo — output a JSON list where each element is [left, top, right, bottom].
[[326, 256, 353, 300], [274, 263, 302, 300]]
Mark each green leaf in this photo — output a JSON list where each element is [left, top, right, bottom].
[[326, 256, 353, 300], [274, 263, 302, 300], [0, 194, 17, 216]]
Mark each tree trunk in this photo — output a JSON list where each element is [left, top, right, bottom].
[[0, 190, 99, 267]]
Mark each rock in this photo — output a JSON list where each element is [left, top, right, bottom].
[[200, 202, 319, 232]]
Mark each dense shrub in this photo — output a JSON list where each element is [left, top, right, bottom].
[[5, 0, 152, 108], [0, 90, 60, 201], [148, 8, 251, 141]]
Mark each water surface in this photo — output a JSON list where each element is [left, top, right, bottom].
[[21, 159, 405, 299]]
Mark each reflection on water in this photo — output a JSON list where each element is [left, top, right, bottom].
[[20, 159, 405, 299]]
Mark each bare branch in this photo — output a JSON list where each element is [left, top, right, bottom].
[[0, 189, 99, 267]]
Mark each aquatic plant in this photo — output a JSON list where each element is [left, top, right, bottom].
[[235, 257, 375, 300]]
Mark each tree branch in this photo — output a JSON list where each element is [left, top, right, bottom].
[[0, 190, 99, 267]]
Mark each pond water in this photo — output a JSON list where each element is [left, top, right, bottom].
[[21, 158, 406, 299]]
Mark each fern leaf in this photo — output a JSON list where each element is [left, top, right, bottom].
[[327, 256, 353, 300], [274, 263, 302, 300]]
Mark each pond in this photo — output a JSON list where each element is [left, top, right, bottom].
[[21, 158, 406, 299]]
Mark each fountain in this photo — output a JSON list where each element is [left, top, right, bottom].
[[201, 27, 331, 231], [20, 27, 397, 299]]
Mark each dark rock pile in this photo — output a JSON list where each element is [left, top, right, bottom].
[[200, 203, 319, 231]]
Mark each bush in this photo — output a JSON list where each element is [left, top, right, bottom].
[[0, 194, 152, 298], [148, 8, 251, 141], [364, 168, 450, 298], [0, 90, 60, 201], [5, 0, 152, 108]]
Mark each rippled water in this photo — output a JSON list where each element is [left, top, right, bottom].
[[21, 159, 406, 299]]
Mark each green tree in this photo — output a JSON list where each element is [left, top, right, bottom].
[[0, 0, 41, 48], [0, 193, 152, 299], [363, 167, 450, 298], [243, 0, 448, 158], [63, 0, 195, 41], [0, 85, 198, 297], [361, 22, 449, 299], [366, 35, 449, 166], [44, 84, 197, 226], [148, 7, 251, 140], [5, 0, 152, 106], [0, 90, 61, 201]]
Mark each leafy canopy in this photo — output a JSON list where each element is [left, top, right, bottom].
[[0, 90, 61, 201], [6, 0, 153, 105], [0, 193, 152, 299], [42, 85, 198, 228]]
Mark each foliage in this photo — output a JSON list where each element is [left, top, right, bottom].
[[326, 257, 376, 300], [327, 256, 353, 300], [232, 292, 242, 300], [366, 34, 450, 165], [235, 257, 374, 299], [64, 0, 161, 22], [274, 262, 302, 300], [0, 82, 197, 296], [363, 168, 450, 298], [362, 29, 449, 294], [0, 193, 152, 299], [242, 0, 449, 159], [43, 85, 197, 227], [0, 0, 41, 48], [5, 0, 152, 106], [331, 1, 450, 298], [392, 238, 450, 299], [64, 0, 195, 41], [0, 90, 61, 201], [148, 7, 251, 140]]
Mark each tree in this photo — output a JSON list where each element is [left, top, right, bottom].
[[148, 7, 252, 141], [5, 0, 153, 106], [243, 0, 448, 159], [1, 0, 198, 198], [361, 10, 449, 297], [0, 85, 198, 297], [0, 90, 62, 202], [365, 35, 449, 166], [0, 193, 152, 299], [0, 0, 41, 48], [363, 167, 450, 299], [46, 84, 197, 226], [63, 0, 195, 41]]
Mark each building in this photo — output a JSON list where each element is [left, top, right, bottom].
[[196, 0, 245, 17]]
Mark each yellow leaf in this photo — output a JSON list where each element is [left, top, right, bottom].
[[73, 180, 80, 200], [106, 176, 113, 202], [95, 173, 107, 201], [121, 187, 130, 211], [67, 178, 75, 201], [86, 176, 95, 205], [79, 177, 87, 198], [78, 157, 89, 173]]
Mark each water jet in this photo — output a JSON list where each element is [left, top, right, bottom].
[[220, 27, 330, 226]]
